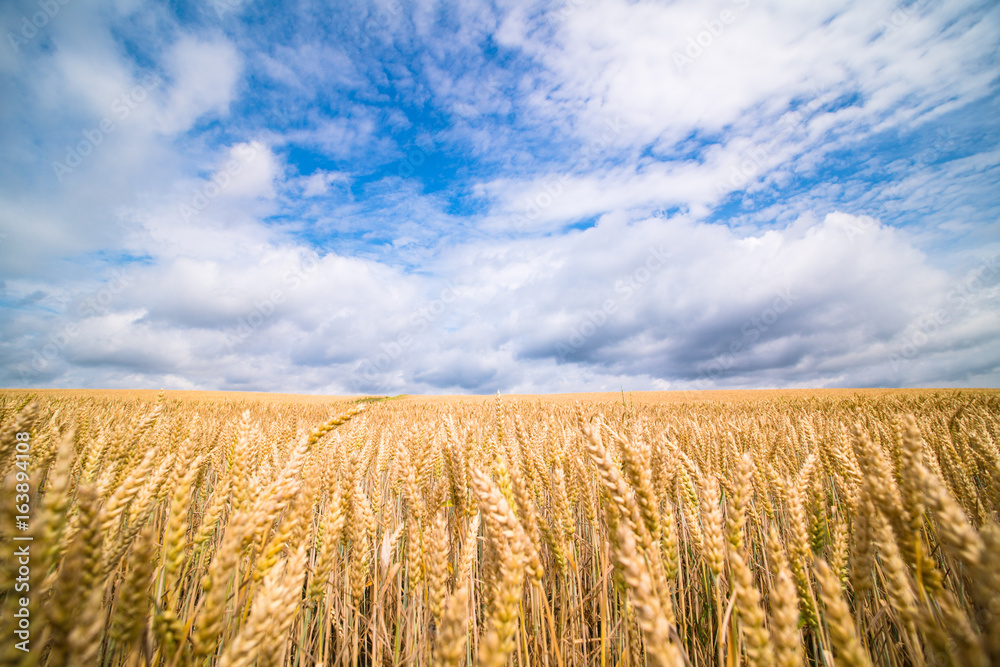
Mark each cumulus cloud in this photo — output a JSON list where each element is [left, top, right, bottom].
[[219, 141, 281, 199], [9, 207, 997, 393]]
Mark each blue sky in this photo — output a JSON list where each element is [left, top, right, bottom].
[[1, 0, 999, 394]]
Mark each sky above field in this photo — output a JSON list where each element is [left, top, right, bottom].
[[1, 0, 999, 394]]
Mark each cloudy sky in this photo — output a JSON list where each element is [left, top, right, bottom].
[[1, 0, 999, 394]]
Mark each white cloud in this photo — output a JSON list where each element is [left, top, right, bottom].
[[160, 35, 242, 133], [284, 114, 381, 159], [219, 141, 280, 199], [302, 170, 350, 197], [258, 43, 361, 92], [501, 0, 997, 146], [11, 209, 997, 393]]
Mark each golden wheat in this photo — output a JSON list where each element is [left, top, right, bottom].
[[0, 388, 997, 665]]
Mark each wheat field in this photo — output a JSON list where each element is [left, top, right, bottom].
[[0, 388, 998, 666]]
